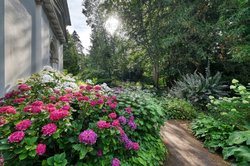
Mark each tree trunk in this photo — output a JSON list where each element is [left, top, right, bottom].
[[153, 60, 160, 89]]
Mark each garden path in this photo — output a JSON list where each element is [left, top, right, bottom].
[[160, 120, 230, 166]]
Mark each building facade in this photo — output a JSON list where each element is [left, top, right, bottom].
[[0, 0, 71, 96]]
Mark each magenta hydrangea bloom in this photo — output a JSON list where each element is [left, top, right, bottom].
[[108, 112, 117, 119], [0, 106, 16, 114], [59, 95, 70, 102], [125, 107, 132, 114], [15, 120, 32, 131], [132, 142, 140, 151], [79, 130, 97, 145], [109, 103, 117, 109], [112, 120, 120, 127], [8, 131, 25, 143], [112, 158, 120, 166], [90, 100, 97, 106], [97, 120, 110, 129], [36, 143, 46, 155], [49, 110, 69, 121], [18, 84, 31, 91], [13, 98, 26, 104], [41, 123, 57, 136]]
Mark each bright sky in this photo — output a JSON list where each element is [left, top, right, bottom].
[[67, 0, 91, 54]]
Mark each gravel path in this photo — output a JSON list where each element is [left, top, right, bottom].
[[160, 120, 230, 166]]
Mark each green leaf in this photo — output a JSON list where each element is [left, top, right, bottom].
[[0, 144, 11, 150], [47, 156, 54, 166], [29, 150, 36, 157], [73, 144, 82, 151], [19, 153, 28, 160], [80, 147, 88, 159]]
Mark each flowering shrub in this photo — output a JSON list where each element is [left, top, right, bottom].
[[0, 67, 166, 165]]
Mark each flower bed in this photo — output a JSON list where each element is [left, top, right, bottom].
[[0, 67, 167, 166]]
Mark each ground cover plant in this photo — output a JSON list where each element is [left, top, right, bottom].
[[0, 67, 167, 166]]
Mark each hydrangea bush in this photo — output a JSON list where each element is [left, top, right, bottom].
[[0, 67, 167, 166]]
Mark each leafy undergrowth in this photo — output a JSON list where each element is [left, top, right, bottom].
[[0, 67, 167, 166], [192, 80, 250, 166]]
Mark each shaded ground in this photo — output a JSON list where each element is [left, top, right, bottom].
[[160, 120, 230, 166]]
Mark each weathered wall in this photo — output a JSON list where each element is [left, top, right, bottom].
[[41, 9, 52, 68], [4, 0, 32, 92], [0, 0, 64, 97], [0, 0, 5, 97]]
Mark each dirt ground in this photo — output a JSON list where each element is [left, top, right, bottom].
[[160, 120, 230, 166]]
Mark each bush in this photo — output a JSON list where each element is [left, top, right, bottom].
[[208, 79, 250, 130], [170, 72, 227, 108], [0, 67, 167, 166], [162, 98, 197, 120]]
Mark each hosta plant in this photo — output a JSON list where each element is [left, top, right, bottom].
[[0, 67, 166, 166]]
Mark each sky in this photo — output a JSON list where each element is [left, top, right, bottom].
[[67, 0, 92, 54]]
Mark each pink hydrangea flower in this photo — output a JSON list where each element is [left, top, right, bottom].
[[94, 85, 101, 91], [15, 120, 32, 131], [49, 96, 57, 101], [61, 105, 70, 111], [110, 103, 117, 109], [125, 107, 132, 114], [13, 98, 26, 104], [4, 90, 20, 99], [108, 112, 117, 119], [8, 131, 25, 143], [86, 85, 93, 91], [97, 120, 111, 129], [49, 110, 69, 121], [59, 96, 70, 102], [112, 158, 120, 166], [41, 123, 57, 136], [78, 96, 89, 101], [90, 100, 97, 107], [45, 104, 56, 112], [18, 84, 31, 91], [36, 144, 46, 155], [97, 99, 104, 105], [112, 120, 120, 127], [79, 130, 97, 145], [0, 106, 16, 114], [132, 142, 140, 151], [111, 96, 117, 100], [23, 101, 43, 114]]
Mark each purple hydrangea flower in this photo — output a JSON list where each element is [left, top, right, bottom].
[[112, 158, 120, 166], [79, 129, 97, 145], [118, 116, 127, 125], [128, 120, 137, 130]]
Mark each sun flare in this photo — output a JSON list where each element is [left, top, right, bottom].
[[105, 16, 120, 35]]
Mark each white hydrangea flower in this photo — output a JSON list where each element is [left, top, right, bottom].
[[64, 76, 76, 82], [63, 82, 78, 89], [86, 79, 94, 85], [101, 83, 113, 92], [42, 74, 54, 83], [43, 66, 54, 71]]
